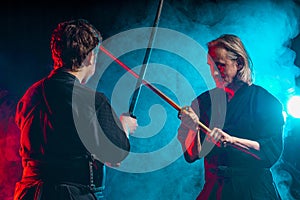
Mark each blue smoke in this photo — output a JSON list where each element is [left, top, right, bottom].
[[88, 0, 300, 199]]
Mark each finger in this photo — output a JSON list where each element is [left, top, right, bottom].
[[215, 134, 221, 142], [180, 107, 200, 131], [210, 129, 221, 141], [182, 106, 195, 115], [209, 129, 217, 138]]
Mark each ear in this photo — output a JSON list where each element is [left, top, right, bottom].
[[236, 57, 243, 70], [237, 63, 242, 70], [82, 51, 93, 66]]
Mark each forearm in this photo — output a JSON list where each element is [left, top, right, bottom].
[[179, 129, 201, 162], [210, 127, 261, 152], [231, 136, 260, 151]]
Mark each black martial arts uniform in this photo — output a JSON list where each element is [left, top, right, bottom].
[[14, 68, 130, 200], [179, 82, 284, 200]]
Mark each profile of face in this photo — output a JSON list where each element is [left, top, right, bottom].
[[207, 47, 240, 88]]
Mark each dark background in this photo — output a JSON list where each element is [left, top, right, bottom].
[[0, 0, 144, 96]]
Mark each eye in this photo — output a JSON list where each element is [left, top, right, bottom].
[[215, 62, 225, 70]]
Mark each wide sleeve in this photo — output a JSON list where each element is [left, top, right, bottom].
[[95, 93, 130, 164], [254, 88, 284, 167]]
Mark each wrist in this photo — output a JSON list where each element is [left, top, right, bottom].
[[187, 123, 199, 132], [121, 123, 130, 138], [230, 136, 237, 144]]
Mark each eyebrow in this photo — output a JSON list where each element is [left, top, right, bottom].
[[214, 62, 225, 66]]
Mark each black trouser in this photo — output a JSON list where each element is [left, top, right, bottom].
[[14, 179, 104, 200], [14, 159, 105, 200], [198, 166, 281, 200]]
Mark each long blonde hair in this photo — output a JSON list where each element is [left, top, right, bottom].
[[208, 34, 253, 85]]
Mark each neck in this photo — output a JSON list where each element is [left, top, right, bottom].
[[224, 80, 245, 101], [68, 69, 85, 84]]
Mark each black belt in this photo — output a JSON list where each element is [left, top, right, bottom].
[[22, 155, 105, 189], [209, 166, 271, 177]]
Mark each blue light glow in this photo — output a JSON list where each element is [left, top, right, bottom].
[[287, 96, 300, 118]]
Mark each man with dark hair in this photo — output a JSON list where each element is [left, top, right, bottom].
[[14, 19, 137, 200]]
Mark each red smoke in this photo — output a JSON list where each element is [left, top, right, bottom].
[[0, 90, 22, 200]]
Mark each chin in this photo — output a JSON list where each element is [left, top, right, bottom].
[[215, 81, 225, 88], [223, 82, 230, 87]]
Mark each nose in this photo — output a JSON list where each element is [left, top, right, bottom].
[[213, 69, 219, 76]]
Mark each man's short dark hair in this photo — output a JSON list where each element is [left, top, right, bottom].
[[50, 19, 102, 71]]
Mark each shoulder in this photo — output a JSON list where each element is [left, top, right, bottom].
[[250, 84, 283, 110], [250, 84, 269, 94], [20, 79, 45, 101], [251, 84, 280, 101]]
